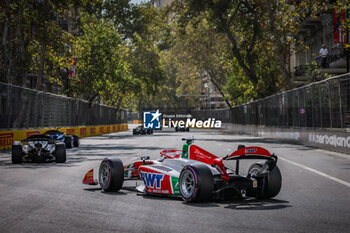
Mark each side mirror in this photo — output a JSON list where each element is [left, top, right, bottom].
[[141, 156, 150, 163]]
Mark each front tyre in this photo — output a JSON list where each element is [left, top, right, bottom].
[[248, 163, 282, 199], [99, 158, 124, 192], [12, 143, 23, 164], [179, 164, 213, 202]]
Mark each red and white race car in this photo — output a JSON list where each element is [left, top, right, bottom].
[[83, 138, 282, 202]]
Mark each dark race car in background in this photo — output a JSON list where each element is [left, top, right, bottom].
[[133, 125, 153, 135], [43, 130, 79, 148], [83, 138, 282, 202], [175, 126, 190, 132], [12, 134, 66, 163]]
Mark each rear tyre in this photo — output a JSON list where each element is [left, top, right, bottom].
[[12, 143, 23, 164], [175, 127, 178, 132], [65, 135, 73, 148], [99, 158, 124, 192], [186, 127, 190, 132], [73, 135, 79, 147], [55, 143, 66, 163], [248, 163, 282, 199], [179, 164, 213, 202]]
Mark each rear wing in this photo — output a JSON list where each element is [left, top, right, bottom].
[[225, 146, 274, 160], [212, 146, 278, 181]]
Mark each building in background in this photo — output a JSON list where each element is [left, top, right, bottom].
[[151, 0, 174, 7], [290, 1, 348, 87]]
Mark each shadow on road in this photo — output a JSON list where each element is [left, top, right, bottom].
[[182, 198, 291, 210], [84, 187, 130, 196], [184, 202, 221, 208], [224, 198, 291, 210]]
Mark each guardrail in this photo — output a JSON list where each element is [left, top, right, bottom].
[[0, 124, 128, 150]]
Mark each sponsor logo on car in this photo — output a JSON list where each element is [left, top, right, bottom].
[[140, 171, 164, 189], [245, 149, 257, 153]]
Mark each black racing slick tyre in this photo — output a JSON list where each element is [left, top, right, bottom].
[[133, 129, 137, 135], [55, 143, 66, 163], [179, 164, 214, 202], [65, 135, 73, 148], [12, 143, 23, 164], [248, 163, 282, 199], [73, 135, 79, 147], [186, 128, 190, 132], [99, 158, 124, 192]]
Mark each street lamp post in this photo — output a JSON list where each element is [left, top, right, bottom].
[[347, 8, 349, 73]]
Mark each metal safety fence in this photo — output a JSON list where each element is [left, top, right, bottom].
[[157, 73, 350, 129], [0, 82, 127, 129], [229, 73, 350, 129]]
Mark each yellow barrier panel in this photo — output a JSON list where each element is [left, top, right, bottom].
[[0, 124, 129, 150]]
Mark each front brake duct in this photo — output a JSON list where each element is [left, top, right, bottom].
[[82, 169, 98, 185]]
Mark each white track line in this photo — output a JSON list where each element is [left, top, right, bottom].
[[279, 157, 350, 188]]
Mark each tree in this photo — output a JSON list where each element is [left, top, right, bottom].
[[71, 13, 131, 109], [163, 16, 234, 107]]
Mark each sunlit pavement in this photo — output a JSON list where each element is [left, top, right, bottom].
[[0, 127, 349, 233]]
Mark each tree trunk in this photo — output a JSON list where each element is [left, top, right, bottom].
[[36, 38, 46, 90], [19, 22, 28, 87], [2, 19, 12, 83], [266, 1, 291, 89], [206, 68, 232, 108], [115, 95, 124, 112], [223, 23, 258, 87]]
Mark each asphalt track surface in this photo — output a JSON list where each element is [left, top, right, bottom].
[[0, 126, 349, 233]]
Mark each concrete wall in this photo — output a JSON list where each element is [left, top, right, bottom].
[[222, 123, 350, 154]]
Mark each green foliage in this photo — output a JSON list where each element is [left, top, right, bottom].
[[0, 0, 168, 111], [1, 0, 348, 111], [71, 13, 130, 105]]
